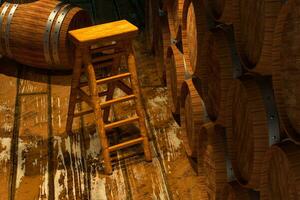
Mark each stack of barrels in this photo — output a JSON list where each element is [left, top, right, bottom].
[[146, 0, 300, 199]]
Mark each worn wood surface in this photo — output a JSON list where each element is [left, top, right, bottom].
[[0, 35, 201, 199]]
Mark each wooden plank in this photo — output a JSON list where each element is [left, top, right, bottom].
[[69, 20, 138, 45], [83, 128, 131, 200], [124, 145, 170, 200], [14, 68, 49, 200], [51, 74, 89, 200], [0, 58, 18, 200], [142, 87, 204, 199]]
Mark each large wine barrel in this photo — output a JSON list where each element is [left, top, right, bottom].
[[0, 0, 91, 70], [197, 122, 227, 199], [6, 0, 37, 3], [164, 0, 183, 39], [232, 0, 282, 74], [225, 75, 283, 189], [222, 182, 259, 200], [180, 78, 208, 163], [181, 0, 208, 73], [203, 0, 233, 22], [154, 14, 171, 85], [272, 0, 300, 144], [166, 44, 185, 115], [260, 141, 300, 200], [195, 28, 234, 124]]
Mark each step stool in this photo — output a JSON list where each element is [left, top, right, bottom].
[[66, 20, 152, 174]]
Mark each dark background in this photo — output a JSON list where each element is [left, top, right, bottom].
[[65, 0, 145, 28]]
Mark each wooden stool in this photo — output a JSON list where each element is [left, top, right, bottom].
[[66, 20, 152, 174]]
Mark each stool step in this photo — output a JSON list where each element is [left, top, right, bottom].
[[96, 73, 131, 85], [74, 109, 94, 118], [104, 116, 139, 130], [108, 137, 144, 152], [79, 72, 131, 87], [92, 51, 125, 63], [100, 94, 136, 108], [91, 43, 117, 54]]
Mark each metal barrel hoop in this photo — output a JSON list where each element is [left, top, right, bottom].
[[0, 2, 10, 53], [52, 4, 74, 66], [221, 128, 236, 182], [4, 3, 17, 57], [43, 2, 64, 66], [256, 75, 281, 146]]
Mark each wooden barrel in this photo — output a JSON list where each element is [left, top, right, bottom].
[[225, 75, 274, 189], [195, 29, 234, 124], [166, 44, 185, 115], [182, 0, 208, 73], [197, 122, 227, 199], [260, 141, 300, 199], [222, 182, 259, 200], [232, 0, 282, 74], [203, 0, 233, 22], [180, 78, 208, 161], [145, 0, 155, 51], [164, 0, 183, 39], [154, 14, 171, 85], [0, 0, 91, 70], [272, 0, 300, 144], [6, 0, 37, 3]]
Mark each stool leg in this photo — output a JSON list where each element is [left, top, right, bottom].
[[66, 49, 82, 134], [127, 48, 152, 161], [103, 82, 115, 123], [83, 52, 113, 174]]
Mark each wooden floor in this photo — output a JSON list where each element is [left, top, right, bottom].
[[0, 34, 202, 200]]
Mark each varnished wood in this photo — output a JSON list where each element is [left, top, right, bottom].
[[198, 122, 227, 199], [222, 182, 255, 200], [66, 22, 152, 174], [203, 0, 233, 22], [272, 0, 300, 143], [108, 137, 144, 152], [0, 0, 91, 70], [225, 75, 274, 189], [68, 20, 138, 46], [181, 0, 208, 73], [165, 0, 184, 39], [195, 30, 234, 124], [232, 0, 283, 74], [260, 141, 300, 199], [180, 78, 208, 162], [166, 45, 185, 114], [104, 116, 139, 130]]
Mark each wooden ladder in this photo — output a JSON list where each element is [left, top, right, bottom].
[[66, 20, 152, 174]]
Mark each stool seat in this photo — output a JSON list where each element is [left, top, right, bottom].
[[69, 20, 138, 46]]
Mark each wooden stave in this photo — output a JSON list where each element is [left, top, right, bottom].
[[222, 181, 256, 200], [203, 0, 233, 22], [260, 141, 300, 200], [180, 78, 208, 160], [198, 122, 227, 200], [231, 0, 283, 75], [225, 75, 270, 190], [272, 0, 300, 144], [165, 0, 183, 40], [166, 44, 185, 114], [154, 13, 171, 85], [181, 0, 208, 74], [0, 0, 91, 70], [194, 29, 234, 124], [145, 0, 155, 51]]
